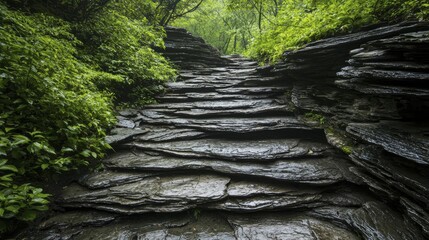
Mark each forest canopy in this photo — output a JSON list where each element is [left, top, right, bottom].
[[174, 0, 429, 62]]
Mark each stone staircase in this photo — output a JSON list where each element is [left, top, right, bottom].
[[17, 26, 429, 239]]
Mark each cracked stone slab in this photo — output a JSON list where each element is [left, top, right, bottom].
[[129, 139, 332, 161], [140, 104, 292, 118], [166, 81, 238, 92], [291, 85, 403, 122], [20, 212, 191, 240], [208, 184, 373, 212], [138, 115, 313, 133], [350, 145, 429, 204], [61, 174, 230, 212], [105, 128, 147, 145], [21, 208, 416, 240], [104, 151, 352, 185], [138, 127, 207, 142], [359, 61, 429, 72], [347, 121, 429, 165], [335, 78, 429, 97], [338, 66, 429, 82], [157, 92, 279, 102], [79, 170, 156, 189], [310, 201, 426, 240], [38, 211, 117, 230], [144, 99, 284, 110], [216, 87, 289, 95], [400, 197, 429, 238], [61, 169, 369, 214], [228, 214, 360, 240], [116, 116, 136, 128]]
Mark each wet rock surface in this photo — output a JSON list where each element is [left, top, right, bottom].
[[18, 25, 429, 239], [262, 22, 429, 238]]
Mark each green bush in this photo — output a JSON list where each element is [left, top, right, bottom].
[[0, 160, 49, 233], [0, 2, 116, 232], [74, 1, 177, 105], [246, 0, 429, 63], [0, 0, 178, 233]]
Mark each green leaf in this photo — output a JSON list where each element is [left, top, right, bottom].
[[0, 173, 15, 180], [12, 135, 30, 145], [19, 210, 37, 221], [41, 164, 49, 170], [60, 147, 74, 153], [0, 159, 7, 166], [5, 205, 19, 214], [80, 150, 91, 158], [0, 164, 18, 173]]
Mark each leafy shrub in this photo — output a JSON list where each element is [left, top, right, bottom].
[[0, 2, 116, 232], [74, 1, 176, 106], [246, 0, 429, 63], [0, 0, 179, 233], [0, 160, 49, 233]]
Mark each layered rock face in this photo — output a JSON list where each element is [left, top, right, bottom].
[[18, 25, 429, 239], [158, 27, 232, 69], [263, 22, 429, 238]]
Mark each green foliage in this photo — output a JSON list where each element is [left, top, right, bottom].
[[0, 158, 50, 233], [0, 159, 49, 232], [74, 0, 176, 105], [0, 0, 177, 232], [341, 146, 353, 155], [155, 0, 205, 25], [247, 0, 429, 62], [0, 2, 114, 232], [173, 0, 258, 54], [0, 4, 116, 173], [4, 0, 111, 21], [304, 112, 325, 125], [174, 0, 428, 62]]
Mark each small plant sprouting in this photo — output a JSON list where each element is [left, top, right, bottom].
[[304, 112, 326, 125]]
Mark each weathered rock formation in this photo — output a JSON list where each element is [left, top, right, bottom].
[[18, 24, 429, 239], [263, 22, 429, 238], [157, 27, 232, 69]]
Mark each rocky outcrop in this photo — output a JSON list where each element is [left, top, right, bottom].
[[263, 23, 429, 238], [158, 27, 232, 69], [18, 25, 429, 239]]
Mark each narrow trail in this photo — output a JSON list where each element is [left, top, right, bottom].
[[18, 27, 428, 239]]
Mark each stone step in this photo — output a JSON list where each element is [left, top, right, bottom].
[[144, 99, 286, 111], [138, 127, 207, 142], [138, 115, 312, 134], [20, 203, 425, 240], [166, 81, 238, 92], [103, 151, 355, 185], [127, 138, 333, 161], [139, 103, 292, 118], [157, 92, 279, 102], [59, 171, 370, 214]]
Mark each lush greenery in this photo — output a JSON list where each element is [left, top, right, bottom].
[[174, 0, 257, 53], [0, 0, 181, 234], [1, 0, 428, 236], [174, 0, 429, 62]]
